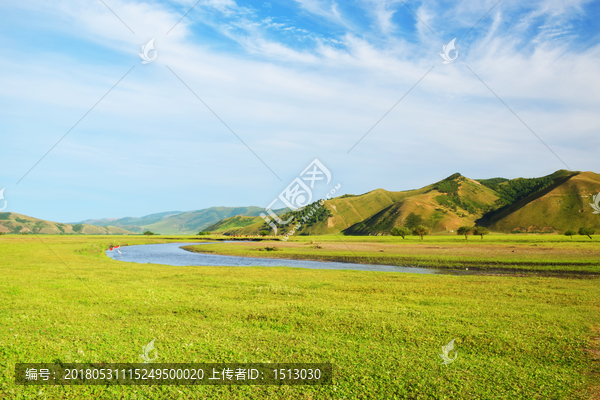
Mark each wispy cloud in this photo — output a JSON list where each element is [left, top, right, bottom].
[[0, 0, 599, 221]]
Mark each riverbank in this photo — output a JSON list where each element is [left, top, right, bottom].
[[182, 234, 600, 274]]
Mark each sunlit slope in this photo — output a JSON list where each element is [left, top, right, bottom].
[[0, 213, 134, 235], [217, 187, 432, 236], [325, 188, 426, 232], [219, 174, 501, 236], [342, 175, 500, 235], [481, 171, 600, 232], [135, 207, 268, 234], [204, 215, 263, 233], [205, 170, 600, 236]]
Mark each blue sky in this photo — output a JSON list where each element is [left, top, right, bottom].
[[1, 0, 599, 222]]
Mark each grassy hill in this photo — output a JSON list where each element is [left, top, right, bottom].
[[342, 174, 500, 235], [0, 213, 135, 235], [76, 211, 184, 233], [214, 170, 600, 236], [204, 215, 263, 233], [478, 171, 600, 233], [222, 173, 501, 236], [79, 207, 276, 235]]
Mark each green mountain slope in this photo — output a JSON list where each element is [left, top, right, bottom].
[[204, 216, 263, 233], [342, 174, 500, 235], [0, 213, 135, 235], [478, 171, 600, 232], [79, 207, 277, 235], [141, 207, 271, 234], [214, 170, 600, 236], [76, 211, 184, 232]]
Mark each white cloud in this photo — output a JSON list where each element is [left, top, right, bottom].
[[1, 0, 599, 221]]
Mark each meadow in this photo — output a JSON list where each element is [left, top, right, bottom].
[[186, 233, 600, 274], [0, 234, 599, 399]]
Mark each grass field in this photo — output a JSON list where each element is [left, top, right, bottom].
[[185, 233, 600, 273], [1, 234, 599, 399]]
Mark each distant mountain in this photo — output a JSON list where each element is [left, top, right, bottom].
[[0, 212, 135, 235], [213, 170, 600, 236], [74, 211, 185, 233], [78, 207, 278, 235], [5, 170, 598, 237]]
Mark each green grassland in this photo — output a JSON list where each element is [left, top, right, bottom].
[[1, 235, 599, 399], [185, 234, 600, 274]]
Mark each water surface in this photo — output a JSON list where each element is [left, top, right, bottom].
[[105, 242, 442, 274]]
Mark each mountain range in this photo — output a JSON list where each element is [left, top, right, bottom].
[[1, 170, 598, 236], [207, 170, 600, 236], [0, 207, 274, 235], [74, 207, 278, 235]]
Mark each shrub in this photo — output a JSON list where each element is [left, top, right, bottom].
[[457, 226, 472, 240], [578, 227, 595, 239], [143, 231, 156, 236], [197, 231, 211, 236], [473, 226, 490, 239], [436, 181, 459, 196], [483, 176, 554, 207], [391, 227, 411, 239], [412, 225, 429, 240]]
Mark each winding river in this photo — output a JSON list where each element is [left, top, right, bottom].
[[105, 242, 446, 274]]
